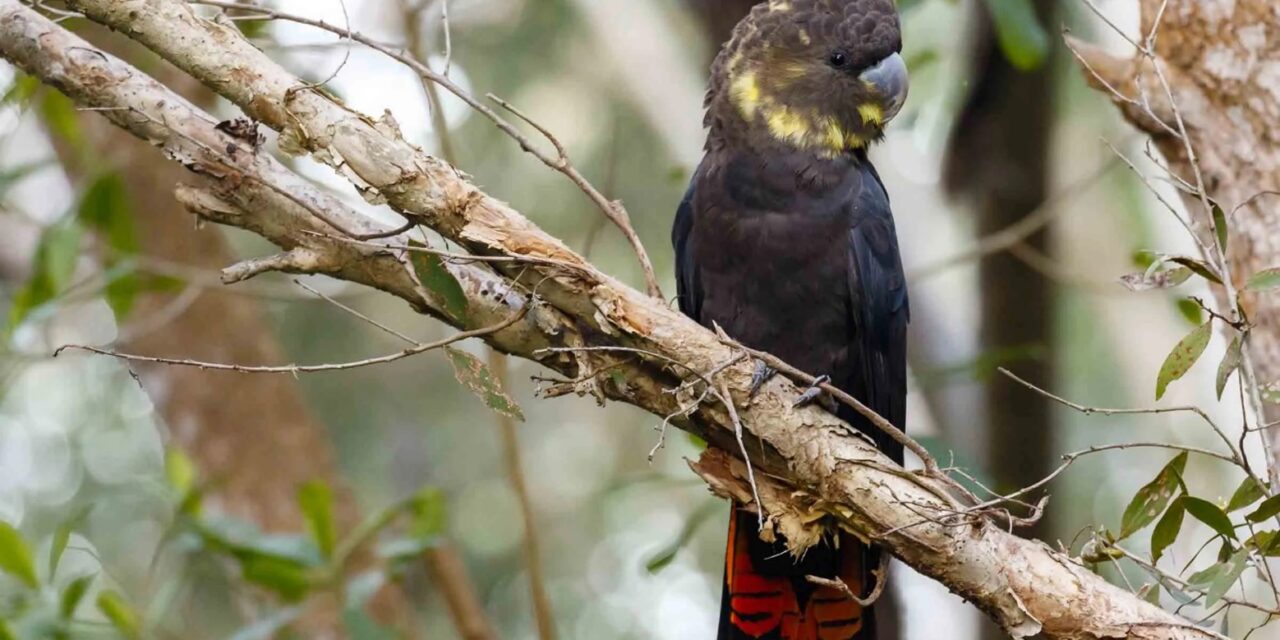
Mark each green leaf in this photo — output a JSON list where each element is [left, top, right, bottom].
[[1245, 530, 1280, 556], [1247, 494, 1280, 523], [241, 555, 312, 601], [1138, 582, 1160, 605], [1168, 256, 1223, 285], [1246, 267, 1280, 291], [0, 522, 39, 589], [1205, 548, 1249, 606], [379, 488, 447, 562], [0, 620, 13, 640], [980, 0, 1049, 71], [1151, 497, 1185, 563], [1211, 202, 1229, 252], [165, 449, 196, 495], [443, 348, 524, 421], [1227, 476, 1267, 512], [1174, 299, 1203, 326], [298, 481, 337, 559], [1119, 452, 1186, 540], [59, 573, 95, 619], [408, 240, 468, 324], [1216, 334, 1244, 400], [48, 506, 89, 578], [1182, 497, 1236, 539], [78, 173, 139, 319], [1155, 321, 1213, 400], [38, 90, 83, 147], [96, 590, 141, 640], [9, 219, 82, 328]]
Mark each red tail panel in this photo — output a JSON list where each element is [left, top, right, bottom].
[[720, 507, 868, 640]]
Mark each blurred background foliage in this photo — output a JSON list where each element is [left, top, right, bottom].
[[0, 0, 1265, 638]]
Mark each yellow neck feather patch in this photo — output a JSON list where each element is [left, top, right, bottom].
[[728, 69, 865, 155]]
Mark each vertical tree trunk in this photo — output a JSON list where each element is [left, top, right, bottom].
[[944, 3, 1059, 638], [51, 27, 413, 639], [1071, 0, 1280, 481]]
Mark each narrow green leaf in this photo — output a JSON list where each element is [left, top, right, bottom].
[[1168, 256, 1224, 284], [78, 173, 139, 319], [1205, 548, 1249, 606], [1119, 452, 1187, 540], [1138, 582, 1160, 605], [0, 522, 39, 589], [9, 220, 83, 328], [1246, 267, 1280, 291], [298, 481, 337, 559], [1155, 321, 1213, 400], [1247, 494, 1280, 523], [59, 573, 95, 619], [1216, 335, 1244, 400], [408, 240, 468, 324], [980, 0, 1049, 71], [1151, 497, 1185, 563], [1182, 497, 1236, 539], [1172, 299, 1202, 326], [96, 590, 140, 640], [166, 449, 196, 496], [1227, 476, 1266, 512], [1245, 530, 1280, 556], [48, 506, 89, 578], [1212, 203, 1229, 251], [443, 348, 524, 421], [241, 555, 312, 601], [379, 488, 447, 562], [38, 90, 83, 146]]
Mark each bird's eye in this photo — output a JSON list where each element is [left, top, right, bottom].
[[828, 51, 848, 68]]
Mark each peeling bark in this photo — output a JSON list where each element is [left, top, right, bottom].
[[0, 1, 1232, 637]]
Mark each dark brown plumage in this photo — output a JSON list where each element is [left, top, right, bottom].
[[672, 1, 909, 638]]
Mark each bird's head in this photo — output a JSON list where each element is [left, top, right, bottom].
[[705, 0, 908, 156]]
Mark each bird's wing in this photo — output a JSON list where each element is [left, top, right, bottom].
[[843, 164, 909, 464], [672, 170, 702, 321]]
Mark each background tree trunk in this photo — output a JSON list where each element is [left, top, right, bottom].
[[50, 26, 417, 639], [1072, 0, 1280, 478], [945, 4, 1060, 637]]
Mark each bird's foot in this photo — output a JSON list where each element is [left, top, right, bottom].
[[748, 360, 777, 398], [792, 374, 834, 411]]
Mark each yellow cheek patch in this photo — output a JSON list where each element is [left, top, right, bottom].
[[730, 71, 762, 119], [765, 106, 811, 145], [858, 103, 884, 126]]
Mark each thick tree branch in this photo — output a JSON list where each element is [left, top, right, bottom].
[[0, 1, 1224, 637]]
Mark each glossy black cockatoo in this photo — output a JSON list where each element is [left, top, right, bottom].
[[671, 0, 910, 638]]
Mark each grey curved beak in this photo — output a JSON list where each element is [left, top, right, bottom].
[[859, 52, 909, 123]]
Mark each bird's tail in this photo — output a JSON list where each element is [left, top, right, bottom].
[[717, 505, 876, 640]]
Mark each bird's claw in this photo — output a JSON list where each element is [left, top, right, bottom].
[[792, 374, 832, 409], [749, 360, 777, 398]]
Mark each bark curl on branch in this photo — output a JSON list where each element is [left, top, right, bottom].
[[0, 1, 1225, 637]]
